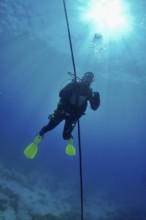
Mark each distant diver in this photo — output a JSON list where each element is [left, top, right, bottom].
[[89, 33, 105, 59], [24, 72, 100, 159]]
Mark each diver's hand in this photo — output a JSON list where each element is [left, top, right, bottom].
[[93, 91, 99, 96]]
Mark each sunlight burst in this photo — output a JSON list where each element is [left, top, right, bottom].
[[79, 0, 133, 40]]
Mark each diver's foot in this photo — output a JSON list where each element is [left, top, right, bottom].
[[33, 135, 43, 145], [66, 138, 76, 156]]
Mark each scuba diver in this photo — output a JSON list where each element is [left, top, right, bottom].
[[24, 72, 100, 159]]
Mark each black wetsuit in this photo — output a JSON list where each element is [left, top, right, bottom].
[[39, 81, 100, 140]]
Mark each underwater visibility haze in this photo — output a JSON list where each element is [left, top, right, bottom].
[[0, 0, 146, 219]]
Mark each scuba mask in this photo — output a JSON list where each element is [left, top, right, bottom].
[[82, 72, 95, 85]]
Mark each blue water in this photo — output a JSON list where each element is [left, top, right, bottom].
[[0, 0, 146, 219]]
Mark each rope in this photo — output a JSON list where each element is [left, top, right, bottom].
[[62, 1, 84, 220], [63, 0, 77, 82], [77, 120, 84, 220]]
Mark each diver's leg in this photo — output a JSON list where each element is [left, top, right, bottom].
[[33, 117, 63, 145], [63, 117, 78, 156], [39, 114, 63, 137], [63, 118, 77, 140], [24, 111, 64, 159]]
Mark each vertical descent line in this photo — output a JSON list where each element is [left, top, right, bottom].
[[62, 1, 84, 220], [62, 0, 77, 82]]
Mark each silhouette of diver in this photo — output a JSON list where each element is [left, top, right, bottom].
[[24, 72, 100, 158]]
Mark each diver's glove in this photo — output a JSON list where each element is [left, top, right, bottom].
[[65, 138, 76, 156], [93, 91, 99, 97], [89, 91, 100, 110]]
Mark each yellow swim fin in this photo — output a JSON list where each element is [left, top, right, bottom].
[[24, 135, 43, 159], [24, 143, 38, 159], [66, 138, 76, 156]]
